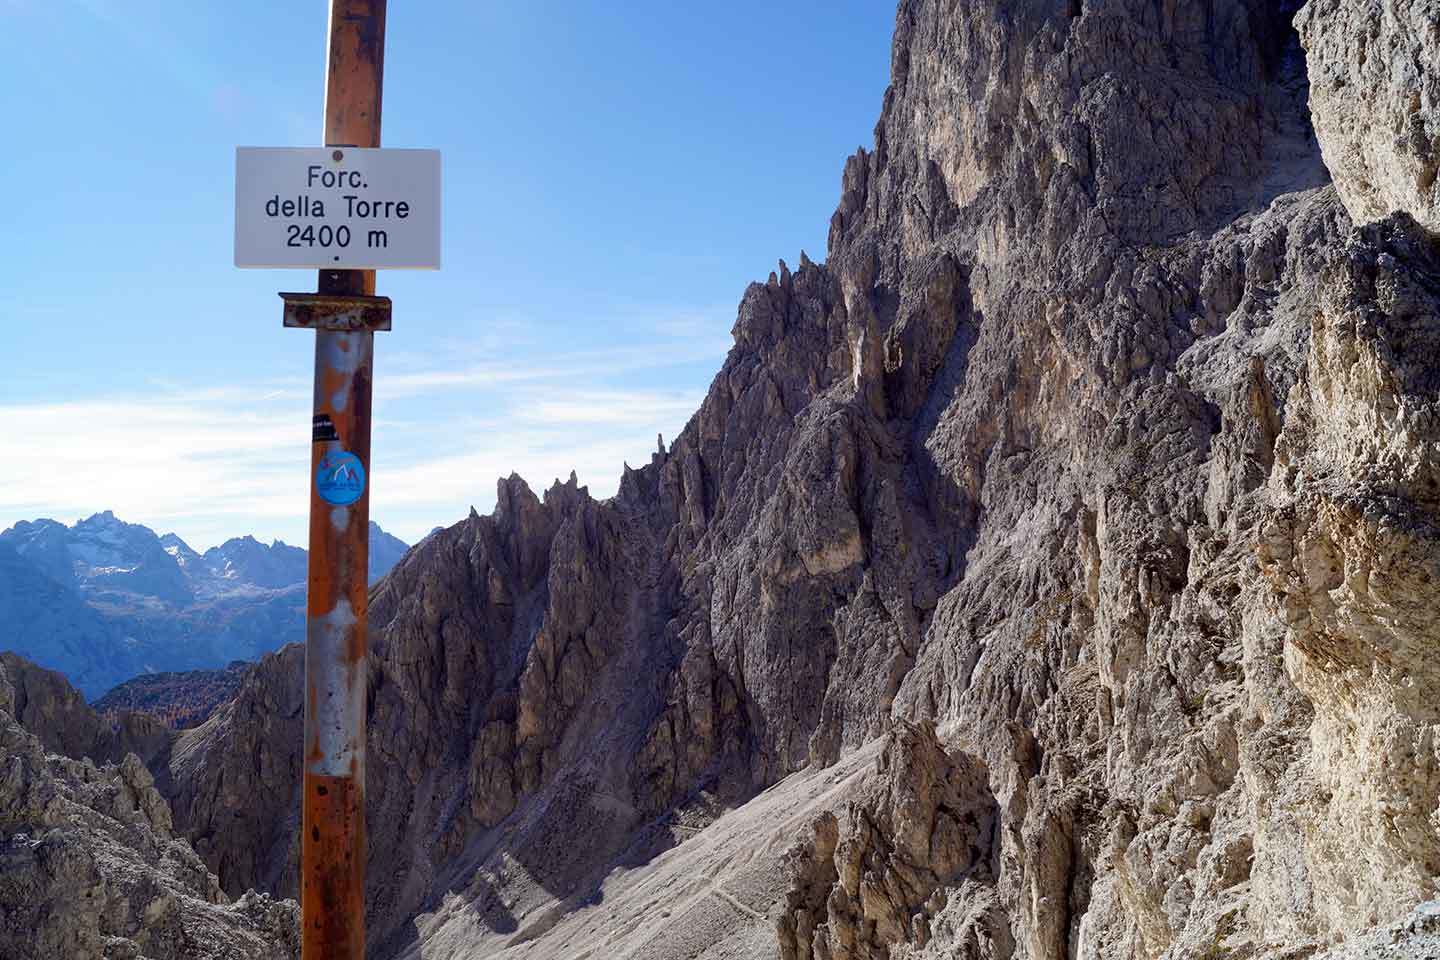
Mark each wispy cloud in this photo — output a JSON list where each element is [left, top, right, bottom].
[[523, 389, 700, 426], [0, 324, 726, 550], [376, 337, 730, 401], [0, 396, 306, 548]]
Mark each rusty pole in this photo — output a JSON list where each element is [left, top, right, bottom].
[[299, 2, 386, 958]]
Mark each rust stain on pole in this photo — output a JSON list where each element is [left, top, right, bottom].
[[303, 327, 374, 960], [302, 2, 386, 959], [324, 0, 385, 147]]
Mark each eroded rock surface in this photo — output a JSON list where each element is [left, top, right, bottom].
[[776, 721, 1004, 960], [1299, 0, 1440, 234], [0, 655, 298, 960], [1309, 902, 1440, 960]]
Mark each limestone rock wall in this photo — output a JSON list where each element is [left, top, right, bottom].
[[0, 655, 298, 959], [776, 721, 1004, 960], [1257, 214, 1440, 935], [1299, 0, 1440, 234]]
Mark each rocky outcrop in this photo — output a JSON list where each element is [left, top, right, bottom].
[[165, 471, 659, 953], [155, 2, 1440, 959], [776, 721, 1003, 960], [166, 645, 305, 900], [0, 655, 297, 959], [1, 651, 172, 768], [1299, 0, 1440, 234], [1255, 214, 1440, 936]]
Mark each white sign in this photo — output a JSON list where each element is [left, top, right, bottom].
[[234, 147, 441, 269]]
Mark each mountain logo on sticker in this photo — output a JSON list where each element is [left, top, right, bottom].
[[316, 451, 366, 506]]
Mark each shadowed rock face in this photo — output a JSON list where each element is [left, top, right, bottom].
[[0, 652, 172, 768], [159, 2, 1440, 958]]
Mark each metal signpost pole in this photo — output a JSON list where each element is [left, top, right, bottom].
[[297, 2, 387, 957]]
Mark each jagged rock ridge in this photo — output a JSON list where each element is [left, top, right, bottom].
[[157, 2, 1440, 959]]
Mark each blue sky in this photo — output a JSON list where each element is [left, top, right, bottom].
[[0, 1, 894, 549]]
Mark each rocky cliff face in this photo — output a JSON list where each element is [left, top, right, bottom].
[[0, 654, 298, 959], [1298, 0, 1440, 235], [160, 2, 1440, 959], [0, 652, 173, 768], [776, 721, 1003, 960]]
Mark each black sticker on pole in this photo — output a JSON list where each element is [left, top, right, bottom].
[[313, 414, 339, 443]]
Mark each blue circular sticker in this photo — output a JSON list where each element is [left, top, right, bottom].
[[316, 451, 366, 506]]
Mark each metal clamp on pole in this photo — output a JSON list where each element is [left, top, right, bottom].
[[281, 293, 393, 332]]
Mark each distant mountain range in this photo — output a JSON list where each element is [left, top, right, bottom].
[[0, 511, 407, 698]]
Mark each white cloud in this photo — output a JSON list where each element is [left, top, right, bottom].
[[0, 396, 309, 551], [0, 341, 722, 551]]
